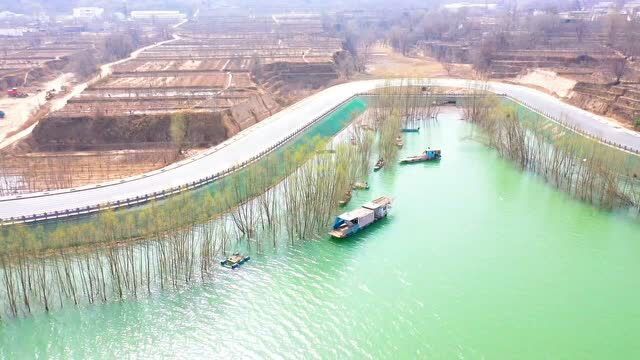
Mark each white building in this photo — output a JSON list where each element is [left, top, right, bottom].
[[593, 1, 615, 10], [442, 2, 498, 12], [0, 11, 25, 19], [0, 28, 33, 36], [130, 11, 186, 22], [72, 7, 104, 19], [623, 2, 640, 17]]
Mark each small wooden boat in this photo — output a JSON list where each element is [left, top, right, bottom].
[[401, 127, 420, 133], [395, 136, 404, 148], [400, 149, 442, 164], [373, 158, 385, 171], [220, 253, 250, 269], [339, 190, 353, 206], [352, 181, 369, 190]]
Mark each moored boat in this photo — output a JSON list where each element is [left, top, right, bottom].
[[400, 148, 442, 164], [220, 253, 251, 269], [339, 190, 353, 206], [401, 127, 420, 133], [373, 158, 385, 171], [395, 136, 404, 148], [352, 181, 369, 190], [329, 197, 392, 238]]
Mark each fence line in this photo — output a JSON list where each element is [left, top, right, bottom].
[[0, 94, 359, 226], [505, 95, 640, 156]]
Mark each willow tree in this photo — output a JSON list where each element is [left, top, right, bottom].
[[170, 112, 187, 156]]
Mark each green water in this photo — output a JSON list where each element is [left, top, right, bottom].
[[2, 109, 640, 358]]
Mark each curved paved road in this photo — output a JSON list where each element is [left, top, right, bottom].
[[1, 79, 639, 221]]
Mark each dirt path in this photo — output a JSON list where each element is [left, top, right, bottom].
[[212, 73, 232, 96], [302, 49, 310, 63], [0, 32, 184, 150], [0, 73, 73, 143]]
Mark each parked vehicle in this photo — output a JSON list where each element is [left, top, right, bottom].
[[0, 110, 5, 119], [7, 88, 28, 98], [45, 89, 56, 100]]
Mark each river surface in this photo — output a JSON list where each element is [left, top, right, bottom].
[[2, 108, 640, 359]]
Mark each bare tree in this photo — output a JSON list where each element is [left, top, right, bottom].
[[66, 50, 98, 79], [250, 53, 263, 83], [170, 112, 188, 156], [604, 13, 624, 47], [609, 57, 627, 84], [334, 51, 355, 79], [442, 59, 454, 76], [575, 20, 587, 43], [472, 35, 498, 74]]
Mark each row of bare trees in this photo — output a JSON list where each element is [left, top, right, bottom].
[[0, 134, 375, 318], [0, 150, 175, 196], [0, 88, 440, 318], [463, 89, 640, 211]]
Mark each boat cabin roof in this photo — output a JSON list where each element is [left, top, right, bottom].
[[362, 201, 382, 210], [363, 197, 392, 210], [339, 207, 373, 221]]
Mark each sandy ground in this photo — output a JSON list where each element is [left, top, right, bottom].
[[364, 44, 473, 78], [514, 69, 577, 98], [511, 69, 640, 132]]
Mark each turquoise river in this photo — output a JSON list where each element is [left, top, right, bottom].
[[1, 104, 640, 359]]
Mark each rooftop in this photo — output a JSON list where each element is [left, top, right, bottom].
[[339, 207, 374, 221]]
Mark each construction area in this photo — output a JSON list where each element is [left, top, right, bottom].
[[0, 32, 105, 144], [0, 12, 344, 194]]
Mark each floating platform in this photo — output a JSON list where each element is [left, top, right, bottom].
[[221, 253, 251, 269], [353, 181, 369, 190]]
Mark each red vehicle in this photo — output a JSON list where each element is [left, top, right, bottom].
[[7, 88, 28, 98]]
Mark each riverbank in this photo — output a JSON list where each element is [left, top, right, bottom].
[[4, 78, 639, 224], [2, 108, 639, 358]]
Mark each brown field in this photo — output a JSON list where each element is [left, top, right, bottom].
[[46, 13, 342, 118], [366, 44, 474, 78], [2, 12, 344, 194]]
